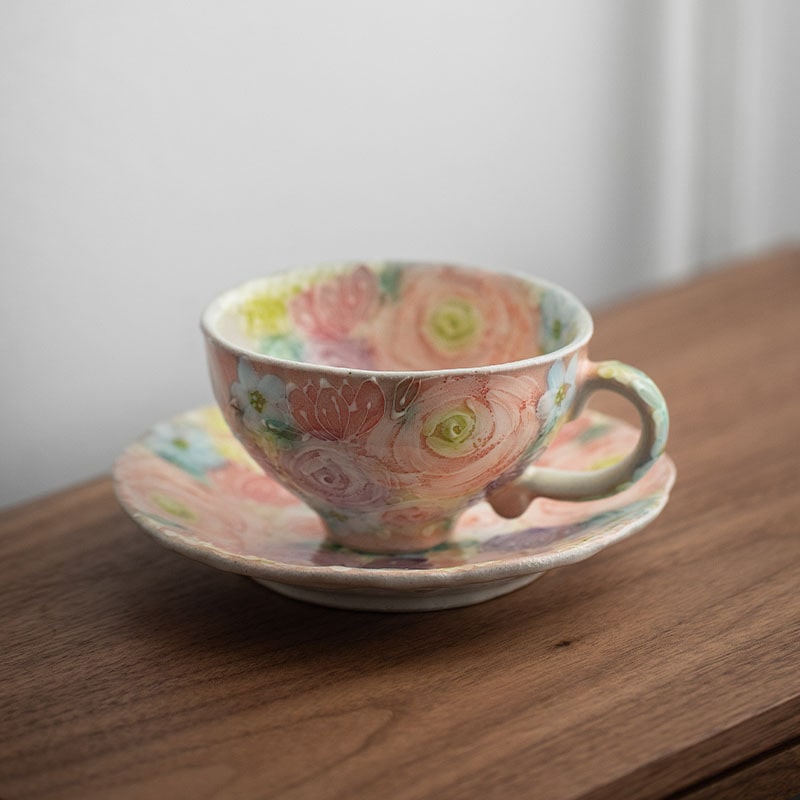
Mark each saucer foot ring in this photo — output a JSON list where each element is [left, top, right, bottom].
[[255, 573, 544, 612], [113, 407, 675, 613]]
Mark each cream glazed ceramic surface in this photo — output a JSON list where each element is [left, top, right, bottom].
[[113, 407, 676, 612], [202, 262, 669, 554]]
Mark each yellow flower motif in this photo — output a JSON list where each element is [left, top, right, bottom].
[[197, 407, 228, 433], [216, 439, 260, 467], [241, 292, 290, 338], [597, 362, 626, 381], [422, 404, 478, 456], [151, 492, 196, 520], [427, 299, 481, 352], [195, 407, 257, 467], [589, 454, 624, 471]]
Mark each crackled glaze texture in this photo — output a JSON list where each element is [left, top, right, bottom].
[[203, 263, 592, 551]]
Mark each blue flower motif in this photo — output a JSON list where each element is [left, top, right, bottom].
[[536, 355, 579, 436], [146, 422, 225, 477], [539, 289, 578, 353], [258, 333, 305, 361]]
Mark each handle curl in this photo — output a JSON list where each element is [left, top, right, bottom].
[[489, 360, 669, 518]]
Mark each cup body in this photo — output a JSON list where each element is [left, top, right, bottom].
[[202, 261, 593, 553]]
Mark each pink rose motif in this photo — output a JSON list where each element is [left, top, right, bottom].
[[367, 373, 543, 500], [287, 377, 386, 441], [278, 443, 392, 510], [290, 264, 380, 341], [208, 462, 300, 507], [306, 337, 376, 370], [371, 266, 539, 370], [114, 448, 258, 550]]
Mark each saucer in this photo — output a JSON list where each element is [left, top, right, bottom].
[[113, 407, 676, 612]]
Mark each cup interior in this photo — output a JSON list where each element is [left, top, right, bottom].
[[203, 262, 590, 371]]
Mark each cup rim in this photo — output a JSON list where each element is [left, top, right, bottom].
[[200, 260, 594, 377]]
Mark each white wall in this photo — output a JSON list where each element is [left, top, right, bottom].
[[1, 0, 798, 507]]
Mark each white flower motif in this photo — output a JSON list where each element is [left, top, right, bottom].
[[230, 358, 292, 435], [536, 355, 579, 434]]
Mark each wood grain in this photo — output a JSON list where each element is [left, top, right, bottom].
[[1, 250, 799, 800], [672, 738, 800, 800]]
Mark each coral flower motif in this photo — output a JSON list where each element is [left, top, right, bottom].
[[114, 448, 257, 550], [368, 373, 543, 500], [372, 266, 538, 370], [290, 264, 380, 341], [209, 462, 300, 506], [278, 444, 391, 510], [287, 377, 386, 441]]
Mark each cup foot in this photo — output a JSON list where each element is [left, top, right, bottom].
[[322, 516, 455, 554], [254, 572, 545, 612]]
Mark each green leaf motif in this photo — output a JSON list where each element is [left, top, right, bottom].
[[379, 263, 405, 302]]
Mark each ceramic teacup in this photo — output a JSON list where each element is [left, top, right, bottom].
[[202, 261, 668, 553]]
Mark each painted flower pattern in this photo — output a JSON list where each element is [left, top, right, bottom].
[[369, 374, 543, 500], [230, 358, 297, 442], [145, 421, 225, 477], [370, 266, 539, 370], [391, 376, 422, 419], [238, 276, 303, 339], [114, 407, 674, 574], [287, 377, 385, 441], [290, 264, 380, 341], [537, 355, 579, 436], [200, 262, 668, 552], [277, 444, 391, 510], [306, 338, 375, 370], [539, 288, 578, 353], [114, 448, 257, 550], [596, 360, 669, 479], [258, 333, 305, 362], [209, 462, 298, 506], [224, 263, 583, 371]]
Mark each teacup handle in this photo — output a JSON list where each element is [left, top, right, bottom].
[[488, 360, 669, 518]]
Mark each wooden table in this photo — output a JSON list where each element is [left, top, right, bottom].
[[2, 251, 798, 800]]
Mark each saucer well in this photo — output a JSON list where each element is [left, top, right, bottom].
[[113, 407, 676, 612]]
